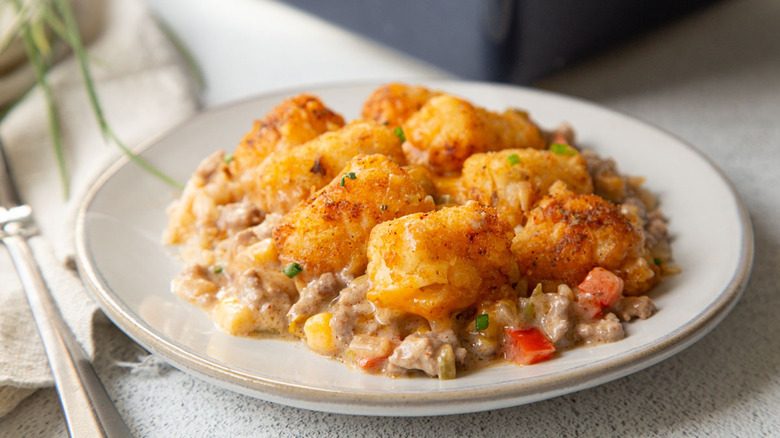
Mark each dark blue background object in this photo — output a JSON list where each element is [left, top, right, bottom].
[[279, 0, 718, 83]]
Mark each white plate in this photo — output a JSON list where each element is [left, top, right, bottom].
[[75, 80, 753, 416]]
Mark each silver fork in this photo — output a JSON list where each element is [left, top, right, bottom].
[[0, 136, 132, 437]]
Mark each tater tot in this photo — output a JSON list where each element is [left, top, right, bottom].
[[273, 154, 435, 283], [361, 83, 440, 128], [402, 95, 546, 175], [244, 120, 407, 214], [366, 201, 520, 323], [512, 183, 659, 295], [457, 148, 594, 227], [165, 95, 343, 253], [231, 94, 345, 174]]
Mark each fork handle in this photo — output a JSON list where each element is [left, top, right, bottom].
[[3, 231, 132, 438]]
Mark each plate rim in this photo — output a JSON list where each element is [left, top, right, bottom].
[[74, 79, 754, 416]]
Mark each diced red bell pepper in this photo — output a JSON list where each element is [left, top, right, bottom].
[[504, 327, 556, 365], [577, 267, 624, 313], [576, 293, 603, 319], [356, 356, 385, 370]]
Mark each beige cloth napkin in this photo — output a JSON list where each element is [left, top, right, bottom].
[[0, 0, 198, 417]]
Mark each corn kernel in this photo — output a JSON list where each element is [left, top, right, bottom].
[[251, 238, 278, 264], [288, 315, 307, 338], [214, 297, 256, 336], [303, 312, 337, 355]]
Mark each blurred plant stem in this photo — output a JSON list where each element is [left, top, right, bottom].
[[1, 0, 183, 199]]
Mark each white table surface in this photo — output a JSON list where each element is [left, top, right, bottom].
[[3, 0, 779, 436]]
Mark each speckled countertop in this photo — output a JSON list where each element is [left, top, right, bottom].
[[2, 0, 779, 436]]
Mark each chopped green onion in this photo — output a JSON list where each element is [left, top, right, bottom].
[[437, 344, 456, 380], [507, 153, 521, 166], [550, 143, 577, 156], [340, 172, 357, 187], [523, 283, 544, 321], [530, 283, 544, 298], [283, 262, 303, 278], [213, 265, 223, 274], [653, 257, 662, 265], [475, 314, 489, 331], [223, 154, 234, 164], [523, 301, 535, 322], [394, 126, 406, 143]]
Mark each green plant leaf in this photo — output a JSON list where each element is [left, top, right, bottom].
[[30, 18, 51, 57], [17, 12, 70, 198], [0, 3, 28, 55], [52, 0, 183, 190], [5, 0, 184, 197]]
